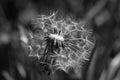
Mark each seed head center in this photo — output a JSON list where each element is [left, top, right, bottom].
[[49, 34, 64, 41]]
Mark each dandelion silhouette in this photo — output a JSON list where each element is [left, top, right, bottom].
[[22, 11, 95, 78]]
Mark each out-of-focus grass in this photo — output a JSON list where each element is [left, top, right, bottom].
[[0, 0, 120, 80]]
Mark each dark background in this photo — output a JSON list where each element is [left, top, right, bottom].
[[0, 0, 120, 80]]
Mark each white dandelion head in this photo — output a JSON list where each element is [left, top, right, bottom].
[[21, 11, 95, 76]]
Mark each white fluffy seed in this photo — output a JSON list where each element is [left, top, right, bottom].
[[49, 34, 64, 41]]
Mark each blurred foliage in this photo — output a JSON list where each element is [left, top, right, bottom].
[[0, 0, 120, 80]]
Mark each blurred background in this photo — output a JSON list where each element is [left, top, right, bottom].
[[0, 0, 120, 80]]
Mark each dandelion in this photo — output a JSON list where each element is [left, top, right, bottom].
[[21, 11, 95, 76]]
